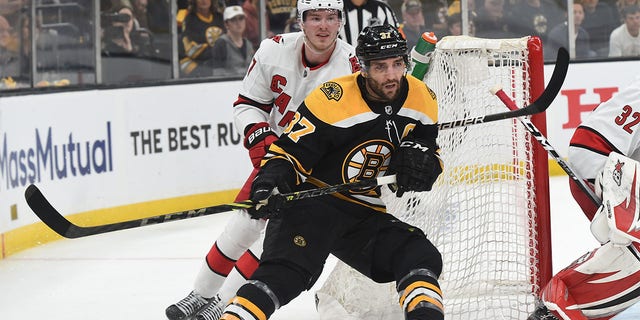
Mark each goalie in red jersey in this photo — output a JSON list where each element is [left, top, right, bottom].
[[530, 76, 640, 320]]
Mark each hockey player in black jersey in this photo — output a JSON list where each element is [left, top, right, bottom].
[[219, 24, 444, 320]]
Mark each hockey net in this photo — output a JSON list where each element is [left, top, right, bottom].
[[315, 36, 552, 319]]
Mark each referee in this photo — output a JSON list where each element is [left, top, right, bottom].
[[339, 0, 399, 45]]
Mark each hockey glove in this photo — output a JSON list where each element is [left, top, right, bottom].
[[388, 135, 443, 197], [244, 122, 278, 168], [249, 159, 297, 219]]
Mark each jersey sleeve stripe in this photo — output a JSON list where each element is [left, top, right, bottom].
[[234, 94, 273, 114], [569, 126, 621, 156]]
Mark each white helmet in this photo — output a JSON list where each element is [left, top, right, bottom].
[[297, 0, 345, 22]]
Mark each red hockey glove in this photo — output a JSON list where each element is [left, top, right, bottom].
[[388, 135, 443, 197], [244, 122, 278, 168]]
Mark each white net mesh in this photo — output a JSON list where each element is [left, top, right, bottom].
[[316, 36, 547, 320]]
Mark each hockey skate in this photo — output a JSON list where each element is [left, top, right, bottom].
[[194, 295, 225, 320], [165, 291, 210, 320]]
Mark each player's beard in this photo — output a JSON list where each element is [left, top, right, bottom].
[[365, 77, 402, 102]]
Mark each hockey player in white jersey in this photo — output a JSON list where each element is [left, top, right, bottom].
[[529, 76, 640, 319], [164, 1, 360, 319]]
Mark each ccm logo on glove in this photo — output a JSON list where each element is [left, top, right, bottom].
[[399, 140, 430, 152], [389, 136, 443, 197]]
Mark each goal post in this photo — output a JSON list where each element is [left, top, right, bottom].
[[315, 35, 552, 319]]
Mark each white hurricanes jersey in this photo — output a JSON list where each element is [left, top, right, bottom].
[[569, 76, 640, 181], [233, 32, 360, 136]]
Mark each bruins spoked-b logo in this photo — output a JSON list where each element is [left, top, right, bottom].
[[342, 140, 394, 195], [206, 26, 223, 46], [320, 82, 343, 101], [293, 235, 307, 247]]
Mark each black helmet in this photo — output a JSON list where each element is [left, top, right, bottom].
[[356, 24, 408, 65]]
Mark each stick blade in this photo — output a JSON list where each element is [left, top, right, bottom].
[[531, 46, 569, 113], [25, 184, 74, 238]]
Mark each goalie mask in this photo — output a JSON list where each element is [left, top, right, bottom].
[[356, 24, 409, 69]]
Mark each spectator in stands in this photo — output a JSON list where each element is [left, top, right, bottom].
[[506, 0, 564, 44], [18, 12, 29, 75], [447, 0, 477, 36], [129, 0, 154, 57], [178, 0, 225, 77], [0, 0, 25, 27], [177, 0, 189, 29], [340, 0, 399, 46], [399, 0, 425, 51], [212, 5, 255, 77], [609, 4, 640, 56], [582, 0, 618, 56], [614, 0, 640, 22], [446, 12, 475, 36], [474, 0, 513, 38], [283, 7, 301, 33], [132, 0, 149, 29], [0, 13, 19, 88], [448, 0, 476, 17], [420, 0, 449, 38], [266, 0, 296, 36], [101, 0, 154, 57], [546, 0, 596, 59], [242, 0, 263, 49], [102, 3, 137, 55]]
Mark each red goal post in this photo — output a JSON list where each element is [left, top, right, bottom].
[[316, 35, 552, 320]]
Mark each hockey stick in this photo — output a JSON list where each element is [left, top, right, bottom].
[[26, 48, 569, 239], [491, 85, 601, 207], [492, 85, 640, 263], [25, 175, 397, 239], [438, 47, 569, 130]]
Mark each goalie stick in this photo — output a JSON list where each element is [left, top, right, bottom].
[[24, 175, 397, 239], [25, 48, 569, 239], [491, 85, 601, 207]]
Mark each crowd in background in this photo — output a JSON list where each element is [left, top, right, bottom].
[[0, 0, 638, 90]]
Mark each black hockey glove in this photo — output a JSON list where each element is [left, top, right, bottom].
[[248, 159, 297, 219], [388, 135, 443, 197]]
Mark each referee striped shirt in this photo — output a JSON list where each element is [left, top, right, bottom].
[[339, 0, 400, 46]]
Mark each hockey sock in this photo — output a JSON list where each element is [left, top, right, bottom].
[[397, 269, 444, 320], [218, 249, 261, 302], [205, 242, 236, 276], [222, 281, 278, 319]]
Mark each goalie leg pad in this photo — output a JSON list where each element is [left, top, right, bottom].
[[601, 152, 640, 245], [590, 205, 610, 245], [541, 242, 640, 319], [397, 268, 444, 320]]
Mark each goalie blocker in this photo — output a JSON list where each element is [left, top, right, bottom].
[[537, 152, 640, 320]]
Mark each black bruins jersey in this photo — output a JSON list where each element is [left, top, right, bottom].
[[264, 72, 439, 212]]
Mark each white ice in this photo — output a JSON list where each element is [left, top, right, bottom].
[[0, 176, 638, 319]]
